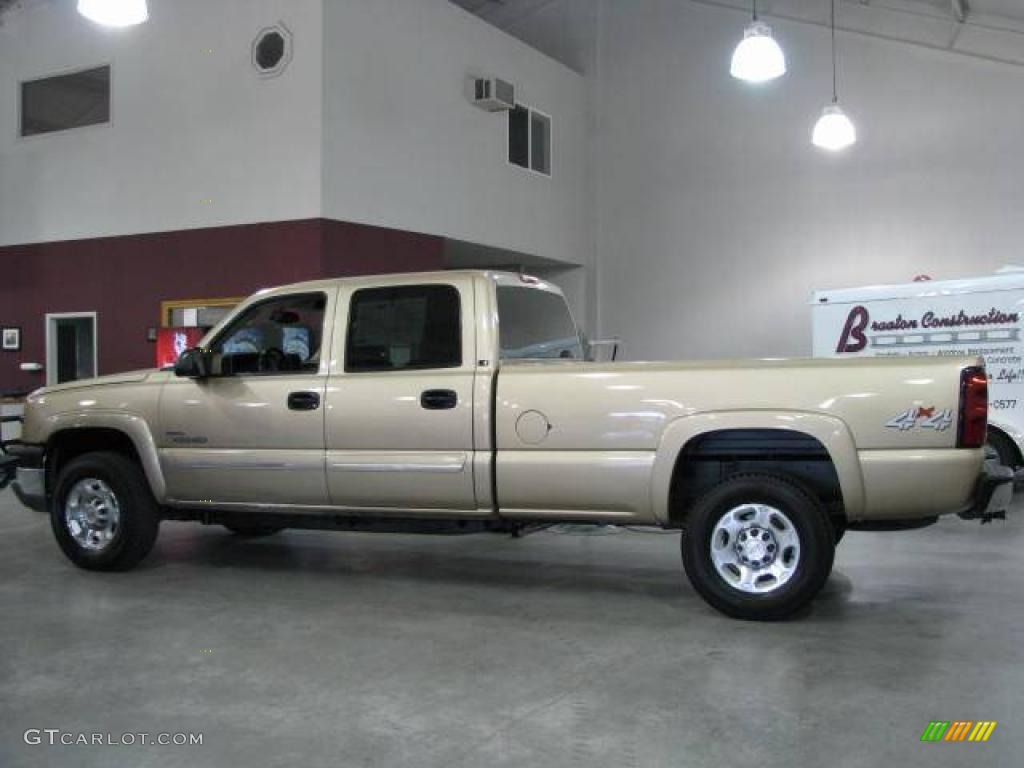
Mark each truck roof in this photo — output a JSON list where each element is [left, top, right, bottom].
[[248, 269, 565, 300], [811, 270, 1024, 305]]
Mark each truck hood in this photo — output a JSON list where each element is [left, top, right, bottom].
[[30, 369, 158, 397]]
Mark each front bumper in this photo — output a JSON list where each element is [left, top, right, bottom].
[[959, 460, 1014, 523], [0, 454, 16, 491], [0, 442, 47, 513]]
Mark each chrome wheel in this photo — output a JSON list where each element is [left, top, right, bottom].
[[709, 503, 801, 594], [64, 477, 121, 552]]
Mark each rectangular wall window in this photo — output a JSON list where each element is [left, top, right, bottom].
[[20, 65, 111, 138], [508, 103, 552, 176]]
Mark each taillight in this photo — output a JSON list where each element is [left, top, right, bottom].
[[957, 366, 988, 448]]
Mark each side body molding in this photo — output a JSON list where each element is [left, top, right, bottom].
[[650, 411, 866, 524], [43, 411, 168, 503]]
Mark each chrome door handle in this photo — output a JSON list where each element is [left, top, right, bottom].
[[287, 391, 321, 411], [420, 389, 457, 410]]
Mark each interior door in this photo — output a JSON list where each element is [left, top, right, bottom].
[[324, 280, 478, 513], [159, 291, 333, 507], [47, 314, 97, 385]]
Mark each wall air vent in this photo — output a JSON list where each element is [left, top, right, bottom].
[[472, 77, 515, 112], [252, 23, 293, 78]]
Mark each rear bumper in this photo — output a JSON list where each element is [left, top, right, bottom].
[[959, 460, 1014, 523]]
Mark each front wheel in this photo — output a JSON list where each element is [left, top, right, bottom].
[[50, 452, 160, 571], [681, 474, 835, 621]]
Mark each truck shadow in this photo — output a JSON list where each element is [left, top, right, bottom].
[[142, 524, 865, 622]]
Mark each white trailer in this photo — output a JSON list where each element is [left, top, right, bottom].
[[811, 270, 1024, 467]]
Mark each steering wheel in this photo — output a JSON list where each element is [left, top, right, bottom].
[[261, 347, 286, 372]]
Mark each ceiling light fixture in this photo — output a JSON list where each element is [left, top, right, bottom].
[[77, 0, 149, 28], [730, 1, 786, 83], [812, 0, 856, 151]]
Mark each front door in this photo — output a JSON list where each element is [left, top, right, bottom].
[[159, 290, 334, 507], [324, 280, 477, 513]]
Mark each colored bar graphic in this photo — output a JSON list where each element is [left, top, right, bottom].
[[968, 722, 997, 742], [943, 721, 972, 741], [921, 720, 997, 743]]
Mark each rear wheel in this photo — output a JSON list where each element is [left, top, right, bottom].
[[681, 473, 835, 621], [51, 452, 160, 571], [986, 430, 1020, 469]]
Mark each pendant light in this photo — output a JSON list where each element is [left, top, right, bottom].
[[730, 1, 786, 83], [812, 0, 856, 150], [77, 0, 149, 27]]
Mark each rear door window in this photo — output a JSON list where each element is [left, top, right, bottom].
[[346, 285, 462, 372]]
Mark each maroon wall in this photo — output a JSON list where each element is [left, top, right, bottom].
[[321, 219, 445, 277], [0, 218, 444, 393]]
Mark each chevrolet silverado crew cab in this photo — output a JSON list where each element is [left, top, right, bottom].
[[0, 271, 1013, 620]]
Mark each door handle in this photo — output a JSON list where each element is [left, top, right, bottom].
[[420, 389, 458, 410], [287, 391, 321, 411]]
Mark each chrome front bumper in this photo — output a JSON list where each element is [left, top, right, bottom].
[[0, 441, 47, 513], [13, 467, 47, 512], [0, 455, 16, 491]]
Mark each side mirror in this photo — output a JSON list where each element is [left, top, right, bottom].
[[174, 348, 211, 379], [586, 337, 621, 363]]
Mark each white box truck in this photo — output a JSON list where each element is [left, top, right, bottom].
[[812, 270, 1024, 467]]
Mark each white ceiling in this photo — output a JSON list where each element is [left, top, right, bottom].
[[452, 0, 1024, 68], [454, 0, 1024, 24]]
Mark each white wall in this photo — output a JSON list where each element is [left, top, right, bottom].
[[321, 0, 588, 269], [0, 0, 324, 247], [593, 0, 1024, 360], [0, 0, 588, 299]]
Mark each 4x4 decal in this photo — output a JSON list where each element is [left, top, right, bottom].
[[886, 406, 952, 432]]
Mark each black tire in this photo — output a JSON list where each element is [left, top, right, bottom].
[[681, 473, 835, 621], [986, 430, 1020, 469], [50, 451, 160, 571], [222, 522, 285, 537], [831, 518, 847, 545]]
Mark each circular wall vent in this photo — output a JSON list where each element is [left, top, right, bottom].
[[252, 23, 292, 78]]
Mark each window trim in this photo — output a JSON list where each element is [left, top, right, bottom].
[[344, 284, 464, 374], [506, 102, 553, 178], [18, 63, 114, 142], [206, 291, 329, 378]]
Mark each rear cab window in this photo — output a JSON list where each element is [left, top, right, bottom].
[[497, 286, 582, 360]]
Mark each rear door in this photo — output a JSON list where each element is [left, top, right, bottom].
[[323, 277, 479, 513]]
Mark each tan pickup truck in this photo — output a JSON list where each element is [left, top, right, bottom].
[[0, 271, 1013, 619]]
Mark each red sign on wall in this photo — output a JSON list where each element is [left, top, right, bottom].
[[156, 327, 205, 369]]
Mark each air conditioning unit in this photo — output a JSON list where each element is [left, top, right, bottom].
[[472, 77, 515, 112]]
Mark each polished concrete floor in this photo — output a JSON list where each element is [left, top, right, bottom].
[[0, 487, 1021, 768]]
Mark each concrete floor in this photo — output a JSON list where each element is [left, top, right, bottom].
[[0, 488, 1021, 768]]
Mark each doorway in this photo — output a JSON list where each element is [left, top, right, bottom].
[[45, 313, 98, 386]]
